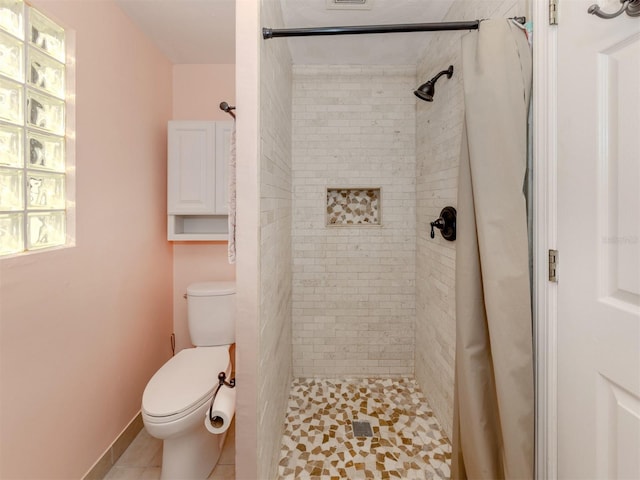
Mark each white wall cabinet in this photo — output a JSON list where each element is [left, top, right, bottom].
[[167, 120, 233, 240]]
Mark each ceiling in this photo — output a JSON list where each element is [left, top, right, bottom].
[[116, 0, 456, 65], [115, 0, 236, 64]]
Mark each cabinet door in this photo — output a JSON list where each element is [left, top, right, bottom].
[[167, 121, 216, 214], [215, 121, 233, 215]]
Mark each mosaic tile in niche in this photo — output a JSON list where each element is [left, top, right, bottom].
[[326, 188, 380, 225]]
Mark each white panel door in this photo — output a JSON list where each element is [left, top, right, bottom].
[[167, 121, 216, 214], [557, 1, 640, 478]]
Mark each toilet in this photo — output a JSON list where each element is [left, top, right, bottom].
[[142, 281, 235, 480]]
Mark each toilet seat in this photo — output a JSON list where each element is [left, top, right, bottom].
[[142, 347, 230, 423]]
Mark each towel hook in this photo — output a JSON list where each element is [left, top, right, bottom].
[[219, 101, 236, 119], [588, 0, 640, 19]]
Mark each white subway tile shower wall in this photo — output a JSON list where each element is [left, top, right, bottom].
[[414, 0, 527, 439], [258, 0, 294, 477], [292, 65, 416, 378]]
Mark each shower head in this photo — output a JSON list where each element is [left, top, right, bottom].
[[414, 65, 454, 102]]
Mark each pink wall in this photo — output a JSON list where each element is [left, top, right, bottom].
[[171, 64, 236, 353], [0, 1, 173, 478], [173, 64, 235, 121]]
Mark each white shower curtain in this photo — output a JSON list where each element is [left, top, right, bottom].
[[452, 19, 533, 479]]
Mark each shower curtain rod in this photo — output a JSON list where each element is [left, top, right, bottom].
[[263, 17, 526, 39]]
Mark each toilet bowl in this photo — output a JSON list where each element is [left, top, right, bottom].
[[142, 346, 231, 479], [142, 281, 236, 480]]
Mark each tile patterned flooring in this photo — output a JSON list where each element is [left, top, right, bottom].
[[103, 420, 235, 480], [278, 378, 451, 480], [105, 378, 450, 480]]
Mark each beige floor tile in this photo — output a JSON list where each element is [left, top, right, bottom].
[[148, 443, 163, 468], [139, 467, 161, 479], [208, 463, 235, 480], [105, 421, 235, 479], [103, 466, 146, 480], [115, 429, 162, 468], [218, 421, 236, 465]]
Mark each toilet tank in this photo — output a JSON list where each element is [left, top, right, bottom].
[[186, 281, 235, 347]]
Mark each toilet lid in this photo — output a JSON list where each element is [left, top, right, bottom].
[[142, 347, 229, 418]]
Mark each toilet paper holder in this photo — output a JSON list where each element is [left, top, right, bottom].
[[208, 372, 236, 426], [217, 371, 235, 389]]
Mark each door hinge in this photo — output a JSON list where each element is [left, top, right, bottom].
[[549, 0, 559, 25], [549, 249, 558, 282]]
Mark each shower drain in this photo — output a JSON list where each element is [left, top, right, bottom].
[[351, 420, 373, 437]]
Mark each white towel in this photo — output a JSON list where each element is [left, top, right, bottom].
[[228, 123, 236, 263]]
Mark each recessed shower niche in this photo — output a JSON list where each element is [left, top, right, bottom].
[[326, 188, 381, 226]]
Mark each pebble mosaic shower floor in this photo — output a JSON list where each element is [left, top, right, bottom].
[[278, 378, 451, 480]]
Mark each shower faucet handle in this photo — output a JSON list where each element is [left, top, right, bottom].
[[430, 218, 445, 238], [430, 207, 457, 241]]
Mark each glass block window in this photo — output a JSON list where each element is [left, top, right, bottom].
[[0, 0, 67, 256]]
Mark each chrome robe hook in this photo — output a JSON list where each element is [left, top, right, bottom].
[[588, 0, 640, 19]]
